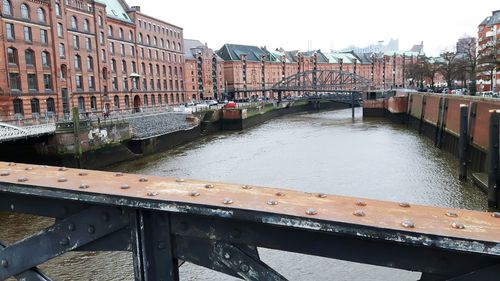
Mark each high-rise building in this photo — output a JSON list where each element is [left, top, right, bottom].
[[477, 10, 500, 92]]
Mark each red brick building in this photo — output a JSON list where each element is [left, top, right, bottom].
[[478, 10, 500, 93], [0, 0, 185, 121], [183, 39, 224, 102]]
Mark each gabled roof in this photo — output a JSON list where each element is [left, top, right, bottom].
[[217, 44, 271, 62], [184, 39, 223, 62], [95, 0, 133, 23]]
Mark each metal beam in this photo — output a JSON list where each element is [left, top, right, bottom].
[[0, 241, 53, 281]]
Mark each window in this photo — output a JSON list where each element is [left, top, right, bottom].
[[46, 98, 55, 113], [74, 54, 81, 69], [111, 59, 116, 72], [86, 56, 93, 70], [90, 96, 97, 111], [138, 33, 143, 43], [151, 94, 155, 106], [70, 16, 77, 30], [167, 40, 170, 49], [108, 26, 113, 37], [27, 74, 37, 90], [138, 20, 142, 28], [114, 95, 120, 109], [83, 19, 89, 32], [147, 49, 151, 59], [77, 96, 85, 111], [131, 61, 136, 73], [25, 49, 34, 66], [60, 64, 67, 80], [102, 67, 107, 80], [9, 73, 20, 90], [76, 76, 83, 90], [57, 23, 63, 38], [124, 95, 130, 108], [20, 4, 29, 19], [41, 51, 50, 67], [109, 42, 114, 54], [23, 26, 32, 42], [13, 99, 23, 115], [99, 32, 105, 44], [85, 38, 91, 50], [121, 60, 127, 73], [130, 46, 135, 58], [43, 74, 51, 90], [98, 16, 103, 27], [7, 47, 17, 65], [149, 64, 153, 75], [59, 43, 65, 58], [37, 8, 45, 23], [143, 94, 148, 106], [141, 63, 145, 74], [153, 36, 157, 46], [158, 95, 162, 105], [31, 99, 40, 115], [146, 35, 150, 45], [112, 77, 118, 90], [73, 35, 79, 49], [120, 44, 125, 56], [160, 39, 164, 48], [128, 31, 133, 41], [122, 78, 128, 90], [101, 49, 106, 62], [55, 3, 61, 16], [6, 23, 14, 40], [2, 0, 11, 16], [88, 76, 95, 89], [118, 28, 123, 39], [40, 29, 48, 44]]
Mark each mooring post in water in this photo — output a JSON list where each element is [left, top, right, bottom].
[[72, 107, 82, 168], [458, 104, 469, 181], [488, 110, 500, 207], [351, 92, 355, 121]]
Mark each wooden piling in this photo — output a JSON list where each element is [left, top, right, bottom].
[[458, 104, 469, 181], [488, 110, 500, 207]]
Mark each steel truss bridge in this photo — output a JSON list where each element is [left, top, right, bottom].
[[0, 122, 55, 143], [0, 162, 499, 280]]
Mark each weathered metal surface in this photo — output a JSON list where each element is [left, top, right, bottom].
[[387, 96, 408, 114], [444, 97, 468, 137], [472, 102, 500, 150], [0, 162, 500, 251], [362, 100, 385, 109], [409, 94, 423, 119], [423, 95, 441, 126]]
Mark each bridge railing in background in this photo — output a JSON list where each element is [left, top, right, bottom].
[[0, 162, 499, 281]]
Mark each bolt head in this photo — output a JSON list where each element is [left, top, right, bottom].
[[267, 199, 278, 206], [492, 212, 500, 218], [223, 198, 233, 205], [88, 225, 95, 234], [451, 222, 465, 230], [59, 237, 69, 246], [68, 223, 76, 231], [317, 193, 327, 198], [205, 184, 214, 189], [147, 191, 159, 197], [25, 167, 33, 171], [275, 192, 285, 197], [115, 172, 123, 177], [353, 210, 366, 217], [58, 177, 68, 183], [305, 208, 317, 215], [78, 172, 88, 176], [401, 219, 415, 228], [240, 263, 250, 273], [223, 252, 231, 259], [242, 185, 252, 190], [356, 200, 367, 207], [175, 178, 185, 183], [7, 162, 16, 166], [190, 191, 200, 197], [79, 183, 90, 189], [17, 177, 28, 183], [0, 171, 10, 176], [399, 202, 411, 208], [120, 184, 130, 190], [446, 211, 459, 218], [58, 167, 67, 171], [139, 177, 148, 182], [1, 259, 8, 268]]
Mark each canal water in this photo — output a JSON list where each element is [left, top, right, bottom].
[[0, 108, 487, 280]]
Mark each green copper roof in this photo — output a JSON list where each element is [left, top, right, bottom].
[[95, 0, 133, 23]]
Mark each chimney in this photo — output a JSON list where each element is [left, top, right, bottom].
[[130, 6, 141, 12]]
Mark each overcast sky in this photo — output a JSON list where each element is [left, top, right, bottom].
[[127, 0, 498, 56]]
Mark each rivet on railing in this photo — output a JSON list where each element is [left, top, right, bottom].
[[492, 212, 500, 218], [176, 178, 185, 183], [356, 200, 367, 207], [78, 172, 88, 176], [25, 167, 33, 171], [115, 172, 123, 177], [120, 184, 130, 190], [401, 219, 415, 228], [205, 184, 214, 189], [17, 177, 28, 182], [275, 192, 285, 197], [399, 202, 411, 208], [0, 171, 10, 176], [139, 177, 148, 182], [58, 167, 67, 171], [317, 193, 327, 198], [305, 208, 317, 215], [58, 177, 67, 183], [267, 199, 278, 206], [147, 191, 159, 197], [446, 211, 459, 218], [79, 184, 90, 189], [1, 259, 8, 268], [7, 162, 16, 166], [242, 185, 253, 190], [223, 198, 233, 205], [190, 191, 200, 197], [353, 210, 366, 217], [451, 222, 466, 229]]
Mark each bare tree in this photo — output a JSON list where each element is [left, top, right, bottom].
[[437, 51, 460, 89]]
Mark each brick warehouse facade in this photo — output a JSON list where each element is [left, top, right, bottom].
[[478, 10, 500, 93], [0, 0, 185, 121], [217, 44, 419, 101], [183, 39, 224, 102]]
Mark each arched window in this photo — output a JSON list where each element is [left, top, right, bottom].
[[71, 16, 77, 29], [108, 26, 113, 37], [151, 94, 156, 106], [83, 19, 89, 32], [46, 98, 55, 113], [90, 96, 97, 111], [7, 47, 17, 65], [121, 60, 127, 73], [102, 67, 107, 80], [98, 16, 103, 26], [178, 43, 181, 51], [74, 54, 81, 69], [128, 31, 133, 41], [36, 8, 45, 22], [174, 67, 177, 76], [41, 51, 50, 67], [124, 95, 130, 108], [167, 40, 170, 49], [138, 33, 143, 43], [146, 35, 150, 45], [110, 59, 116, 72], [2, 0, 11, 16], [59, 43, 65, 58], [77, 97, 85, 112], [86, 56, 93, 70], [25, 49, 35, 66], [60, 64, 67, 80], [20, 4, 29, 19], [13, 99, 23, 116], [118, 28, 123, 39], [160, 39, 164, 48], [143, 94, 148, 106], [113, 95, 120, 109], [55, 3, 61, 16], [153, 36, 157, 46], [30, 98, 40, 115], [158, 94, 162, 105]]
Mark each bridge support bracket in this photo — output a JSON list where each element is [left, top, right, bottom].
[[0, 206, 130, 280]]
